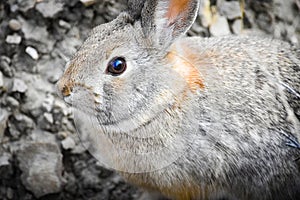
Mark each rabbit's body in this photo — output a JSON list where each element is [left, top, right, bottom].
[[120, 36, 300, 200], [57, 0, 300, 199]]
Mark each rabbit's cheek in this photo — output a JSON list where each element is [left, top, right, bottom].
[[167, 51, 204, 92]]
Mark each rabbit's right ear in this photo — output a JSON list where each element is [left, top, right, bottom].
[[140, 0, 199, 47]]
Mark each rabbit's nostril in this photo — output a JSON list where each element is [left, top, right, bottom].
[[62, 85, 72, 97]]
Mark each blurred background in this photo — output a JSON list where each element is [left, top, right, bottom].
[[0, 0, 299, 200]]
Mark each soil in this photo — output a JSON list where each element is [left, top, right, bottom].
[[0, 0, 299, 200]]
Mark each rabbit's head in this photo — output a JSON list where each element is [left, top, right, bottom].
[[57, 0, 201, 132]]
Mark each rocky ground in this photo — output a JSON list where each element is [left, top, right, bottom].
[[0, 0, 299, 200]]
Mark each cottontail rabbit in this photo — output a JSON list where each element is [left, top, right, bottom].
[[57, 0, 300, 199]]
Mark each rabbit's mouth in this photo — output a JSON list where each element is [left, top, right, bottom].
[[95, 105, 178, 136]]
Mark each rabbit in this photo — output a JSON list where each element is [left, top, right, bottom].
[[57, 0, 300, 199]]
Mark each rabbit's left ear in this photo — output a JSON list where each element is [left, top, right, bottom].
[[141, 0, 199, 46]]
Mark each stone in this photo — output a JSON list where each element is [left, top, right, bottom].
[[20, 17, 55, 53], [12, 113, 35, 133], [58, 20, 71, 29], [6, 187, 13, 199], [17, 143, 63, 198], [44, 112, 54, 124], [198, 0, 212, 27], [61, 136, 76, 150], [53, 98, 72, 116], [5, 34, 22, 44], [25, 46, 39, 60], [21, 86, 45, 118], [0, 71, 3, 88], [11, 78, 27, 93], [0, 152, 10, 167], [36, 1, 64, 18], [42, 94, 55, 112], [0, 109, 10, 141], [217, 0, 242, 20], [210, 15, 231, 36], [8, 19, 22, 31], [30, 129, 57, 145], [0, 56, 14, 78], [80, 0, 97, 7], [6, 96, 20, 109], [232, 19, 243, 35], [18, 0, 36, 13]]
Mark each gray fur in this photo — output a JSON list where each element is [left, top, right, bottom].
[[57, 0, 300, 199]]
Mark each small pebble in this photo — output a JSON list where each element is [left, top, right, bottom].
[[80, 0, 97, 7], [8, 19, 22, 31], [6, 96, 20, 109], [35, 1, 64, 18], [232, 19, 243, 35], [210, 15, 231, 36], [0, 152, 10, 167], [6, 187, 14, 199], [25, 46, 39, 60], [217, 0, 242, 20], [44, 113, 54, 124], [11, 78, 28, 93], [42, 94, 55, 112], [58, 20, 71, 29], [61, 137, 76, 150], [5, 34, 22, 44], [0, 71, 3, 88], [0, 56, 14, 77]]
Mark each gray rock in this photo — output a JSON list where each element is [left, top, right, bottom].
[[80, 0, 97, 7], [0, 71, 3, 88], [274, 0, 296, 23], [0, 56, 14, 78], [57, 35, 82, 58], [44, 112, 54, 124], [38, 112, 56, 131], [198, 0, 212, 28], [210, 15, 231, 36], [25, 46, 39, 60], [0, 152, 10, 167], [53, 98, 72, 116], [6, 96, 20, 109], [21, 86, 45, 118], [58, 20, 72, 30], [12, 113, 35, 133], [18, 0, 36, 13], [5, 34, 22, 44], [42, 94, 55, 112], [8, 19, 22, 31], [6, 187, 13, 199], [11, 78, 27, 93], [217, 0, 242, 20], [36, 57, 64, 83], [30, 129, 57, 145], [17, 143, 63, 198], [36, 1, 64, 18], [0, 109, 10, 141], [61, 136, 76, 150], [19, 17, 55, 53], [232, 19, 243, 35]]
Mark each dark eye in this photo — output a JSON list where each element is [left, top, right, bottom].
[[106, 57, 127, 76]]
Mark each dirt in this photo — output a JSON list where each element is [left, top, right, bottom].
[[0, 0, 299, 200]]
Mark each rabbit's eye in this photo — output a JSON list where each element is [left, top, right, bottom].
[[106, 57, 127, 76]]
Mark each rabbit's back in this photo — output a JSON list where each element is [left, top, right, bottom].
[[151, 36, 300, 199]]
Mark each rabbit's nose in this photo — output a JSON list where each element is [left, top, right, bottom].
[[56, 79, 73, 99]]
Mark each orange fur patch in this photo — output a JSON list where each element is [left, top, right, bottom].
[[166, 0, 190, 22], [167, 48, 205, 92]]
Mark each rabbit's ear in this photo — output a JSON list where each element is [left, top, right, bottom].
[[141, 0, 199, 46]]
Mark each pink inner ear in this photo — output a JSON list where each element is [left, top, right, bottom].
[[166, 0, 190, 22]]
